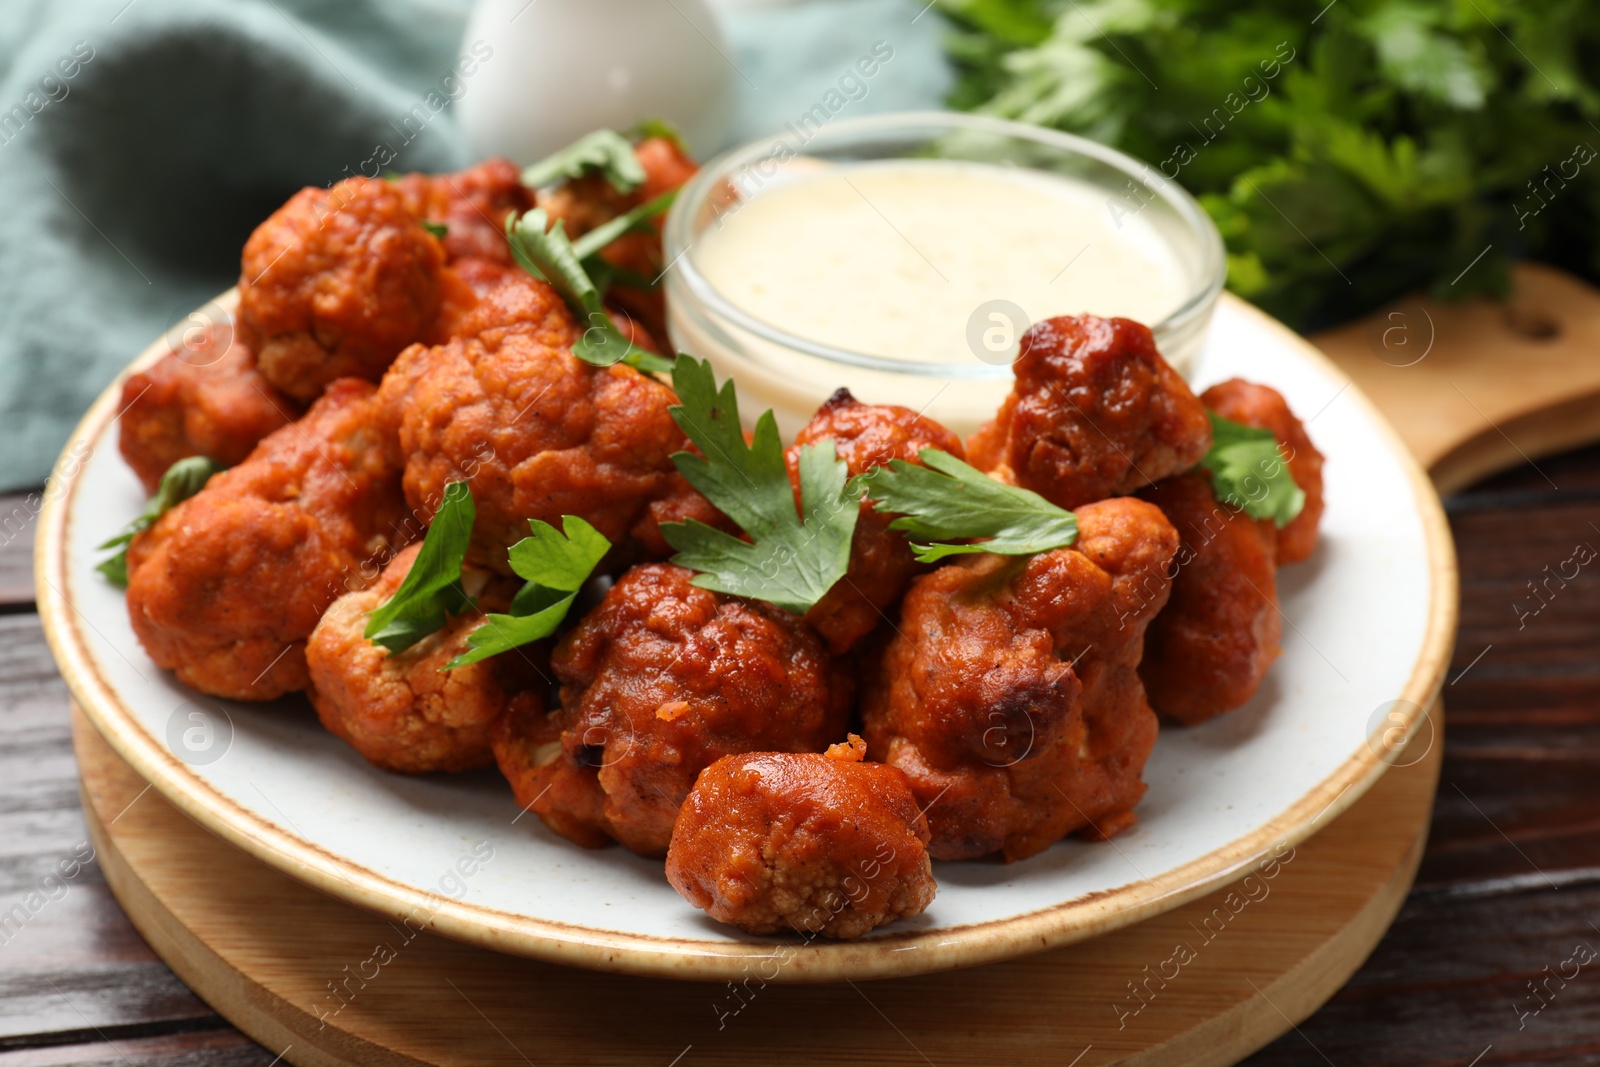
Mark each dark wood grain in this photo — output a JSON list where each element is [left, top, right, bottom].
[[5, 449, 1600, 1065], [0, 613, 225, 1046], [1247, 445, 1600, 1065], [0, 1030, 275, 1066], [0, 494, 39, 608]]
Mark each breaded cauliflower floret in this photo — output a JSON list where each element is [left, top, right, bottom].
[[628, 466, 734, 560], [666, 737, 936, 939], [117, 327, 301, 494], [968, 314, 1211, 509], [863, 498, 1179, 862], [392, 157, 533, 267], [376, 274, 694, 566], [239, 176, 445, 401], [785, 388, 965, 654], [125, 379, 411, 701], [1137, 471, 1281, 725], [493, 563, 852, 857], [306, 542, 539, 773]]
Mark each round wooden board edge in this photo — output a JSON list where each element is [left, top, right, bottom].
[[74, 700, 1443, 1067]]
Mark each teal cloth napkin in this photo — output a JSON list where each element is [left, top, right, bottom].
[[0, 0, 950, 492], [721, 0, 953, 144]]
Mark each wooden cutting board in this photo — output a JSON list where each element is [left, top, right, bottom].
[[1312, 262, 1600, 495], [70, 262, 1600, 1065], [74, 701, 1441, 1067]]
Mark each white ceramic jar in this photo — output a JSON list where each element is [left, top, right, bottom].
[[456, 0, 736, 164]]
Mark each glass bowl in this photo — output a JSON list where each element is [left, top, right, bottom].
[[663, 111, 1225, 437]]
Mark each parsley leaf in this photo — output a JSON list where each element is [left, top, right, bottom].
[[364, 481, 477, 653], [505, 209, 675, 374], [570, 188, 679, 301], [446, 515, 611, 669], [570, 189, 679, 262], [1200, 412, 1306, 528], [628, 117, 689, 151], [586, 258, 661, 301], [97, 456, 224, 587], [660, 356, 858, 615], [851, 448, 1079, 563], [521, 129, 645, 193], [421, 220, 448, 239], [359, 482, 611, 665]]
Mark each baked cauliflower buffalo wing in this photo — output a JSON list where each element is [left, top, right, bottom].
[[393, 157, 533, 268], [666, 736, 936, 939], [785, 388, 965, 654], [1135, 379, 1323, 724], [377, 273, 700, 567], [493, 563, 852, 857], [863, 498, 1179, 861], [125, 379, 411, 701], [1201, 378, 1325, 564], [1137, 472, 1281, 725], [117, 327, 301, 494], [306, 542, 541, 774], [239, 176, 445, 402], [968, 314, 1211, 509]]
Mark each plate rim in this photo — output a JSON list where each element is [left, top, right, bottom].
[[36, 289, 1459, 983]]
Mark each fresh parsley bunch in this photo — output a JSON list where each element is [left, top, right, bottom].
[[939, 0, 1600, 328], [521, 129, 647, 192]]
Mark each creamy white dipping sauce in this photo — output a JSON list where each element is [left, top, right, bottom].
[[693, 159, 1191, 366]]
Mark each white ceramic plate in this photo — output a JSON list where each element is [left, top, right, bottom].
[[38, 291, 1456, 982]]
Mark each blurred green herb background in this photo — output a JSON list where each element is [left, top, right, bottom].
[[937, 0, 1600, 329]]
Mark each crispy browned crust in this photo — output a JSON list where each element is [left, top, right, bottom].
[[305, 542, 542, 773], [862, 497, 1179, 862], [1137, 471, 1281, 724], [969, 314, 1211, 509], [117, 333, 301, 494], [125, 379, 412, 700], [494, 563, 852, 857], [239, 177, 445, 402], [666, 744, 936, 939]]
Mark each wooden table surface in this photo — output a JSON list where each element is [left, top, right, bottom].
[[2, 441, 1598, 1067]]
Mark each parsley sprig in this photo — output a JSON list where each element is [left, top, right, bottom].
[[505, 209, 674, 374], [98, 456, 224, 586], [628, 117, 688, 151], [361, 482, 611, 666], [519, 127, 679, 298], [364, 481, 477, 652], [851, 449, 1079, 563], [570, 189, 678, 263], [446, 515, 611, 668], [660, 356, 858, 615], [1200, 412, 1306, 528], [520, 129, 645, 193], [570, 188, 679, 300]]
